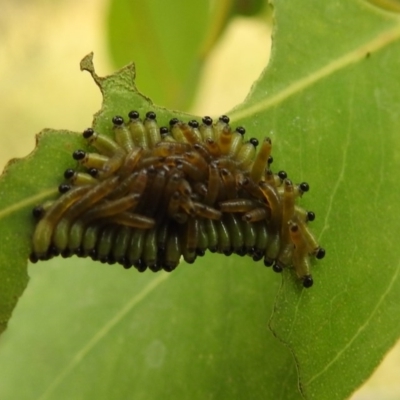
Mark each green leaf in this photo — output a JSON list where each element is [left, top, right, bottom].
[[229, 1, 400, 399], [1, 1, 400, 400], [0, 259, 301, 400], [0, 53, 301, 399]]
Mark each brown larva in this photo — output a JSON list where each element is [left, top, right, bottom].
[[30, 111, 325, 288]]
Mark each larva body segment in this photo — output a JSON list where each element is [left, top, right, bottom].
[[128, 111, 149, 149], [73, 150, 109, 170], [32, 185, 90, 258], [250, 137, 272, 182], [111, 225, 132, 263], [64, 169, 97, 186], [83, 128, 122, 156], [165, 228, 181, 270], [112, 116, 135, 152], [30, 111, 325, 287], [199, 116, 214, 141], [144, 111, 162, 148]]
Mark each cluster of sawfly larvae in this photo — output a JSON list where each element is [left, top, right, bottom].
[[30, 111, 325, 288]]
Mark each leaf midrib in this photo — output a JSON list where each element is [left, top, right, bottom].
[[229, 23, 400, 122]]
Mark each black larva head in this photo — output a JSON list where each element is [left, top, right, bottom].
[[73, 150, 86, 161], [219, 115, 230, 124], [50, 245, 60, 256], [249, 138, 259, 147], [268, 156, 273, 165], [58, 183, 71, 194], [307, 211, 316, 221], [202, 116, 213, 126], [169, 117, 179, 126], [278, 170, 287, 180], [235, 126, 246, 135], [316, 248, 326, 259], [188, 120, 199, 128], [64, 169, 75, 180], [146, 111, 157, 120], [83, 128, 94, 139], [299, 182, 310, 193], [303, 275, 314, 288], [159, 126, 169, 136], [29, 253, 39, 263], [223, 248, 233, 256], [88, 168, 98, 177], [112, 115, 124, 126], [128, 110, 140, 120]]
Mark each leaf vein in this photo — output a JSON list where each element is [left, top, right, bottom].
[[305, 264, 400, 386], [37, 273, 170, 400], [230, 24, 400, 121]]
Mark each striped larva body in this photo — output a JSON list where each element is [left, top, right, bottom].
[[30, 111, 325, 288]]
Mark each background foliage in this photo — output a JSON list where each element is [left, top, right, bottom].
[[0, 0, 400, 399]]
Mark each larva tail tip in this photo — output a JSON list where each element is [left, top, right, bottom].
[[272, 263, 283, 273], [236, 247, 247, 257], [50, 245, 60, 256], [252, 251, 264, 262], [146, 111, 157, 120], [29, 253, 38, 263], [278, 170, 287, 180], [264, 257, 274, 267]]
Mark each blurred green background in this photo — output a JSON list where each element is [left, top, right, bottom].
[[0, 0, 270, 171], [0, 0, 399, 398]]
